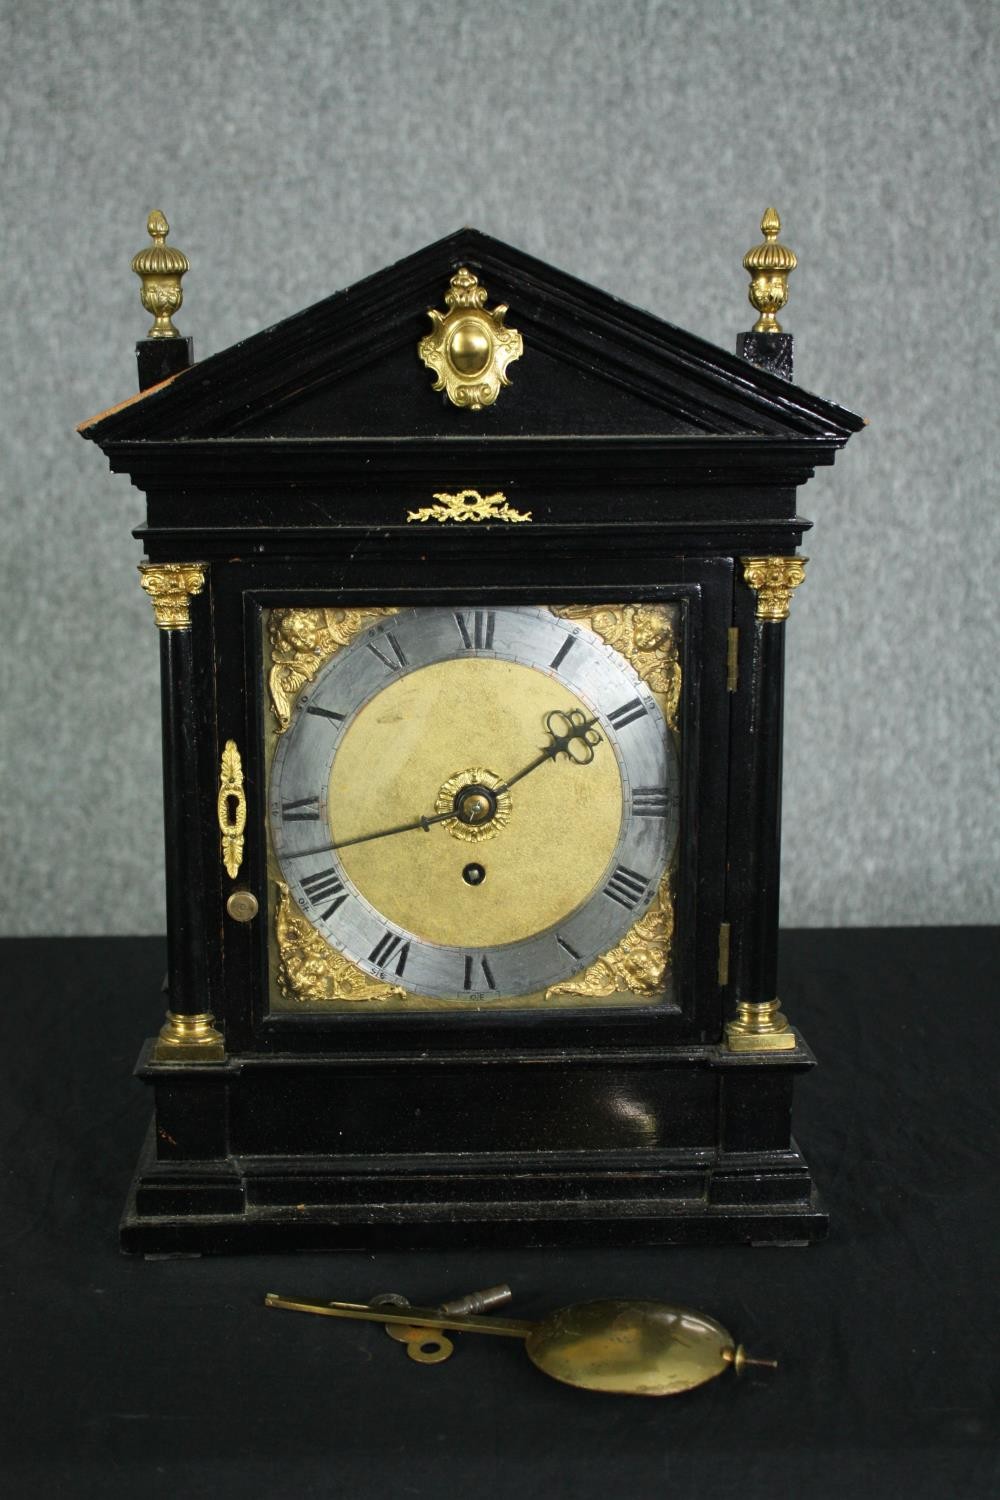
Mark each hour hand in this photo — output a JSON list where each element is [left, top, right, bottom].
[[543, 708, 602, 765], [499, 708, 603, 791]]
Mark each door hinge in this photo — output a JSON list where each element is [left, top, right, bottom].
[[726, 628, 739, 692], [717, 922, 731, 986]]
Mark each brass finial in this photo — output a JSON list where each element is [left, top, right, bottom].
[[131, 210, 189, 339], [743, 207, 797, 334]]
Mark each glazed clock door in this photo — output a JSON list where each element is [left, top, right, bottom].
[[216, 569, 732, 1049], [267, 603, 678, 1008]]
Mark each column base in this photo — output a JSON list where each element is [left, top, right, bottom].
[[725, 998, 797, 1052], [153, 1011, 226, 1063]]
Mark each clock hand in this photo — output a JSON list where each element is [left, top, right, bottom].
[[330, 710, 600, 852], [497, 709, 603, 793], [331, 809, 457, 852]]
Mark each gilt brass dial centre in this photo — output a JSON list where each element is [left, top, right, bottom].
[[327, 658, 624, 948]]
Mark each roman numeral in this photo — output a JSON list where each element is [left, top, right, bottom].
[[366, 632, 407, 671], [549, 635, 576, 671], [632, 787, 670, 817], [454, 611, 496, 651], [282, 797, 320, 821], [305, 705, 345, 723], [607, 698, 648, 731], [368, 932, 410, 976], [603, 864, 650, 910], [556, 934, 582, 962], [299, 868, 348, 920], [463, 954, 496, 991]]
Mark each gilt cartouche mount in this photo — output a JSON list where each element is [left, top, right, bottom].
[[418, 266, 523, 410], [78, 212, 862, 1254]]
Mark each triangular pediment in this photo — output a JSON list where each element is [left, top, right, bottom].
[[80, 228, 862, 448]]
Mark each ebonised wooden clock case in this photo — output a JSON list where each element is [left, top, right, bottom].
[[80, 226, 862, 1254]]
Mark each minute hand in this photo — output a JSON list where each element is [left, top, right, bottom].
[[498, 710, 603, 793]]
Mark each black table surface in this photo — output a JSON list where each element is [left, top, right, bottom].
[[1, 929, 997, 1499]]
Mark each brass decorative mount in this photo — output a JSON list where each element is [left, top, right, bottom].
[[275, 881, 406, 1003], [267, 606, 400, 733], [131, 210, 189, 339], [725, 998, 797, 1053], [407, 490, 532, 524], [742, 208, 797, 334], [741, 556, 808, 622], [138, 562, 206, 630], [418, 270, 523, 410]]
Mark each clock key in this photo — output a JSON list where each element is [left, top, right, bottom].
[[370, 1285, 513, 1360]]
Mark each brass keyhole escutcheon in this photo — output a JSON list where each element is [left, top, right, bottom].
[[218, 739, 247, 879]]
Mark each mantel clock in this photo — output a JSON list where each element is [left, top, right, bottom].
[[80, 211, 862, 1252]]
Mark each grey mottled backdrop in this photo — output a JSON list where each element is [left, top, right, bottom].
[[1, 0, 997, 934]]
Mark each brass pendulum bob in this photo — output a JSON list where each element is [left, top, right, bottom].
[[264, 1287, 777, 1397]]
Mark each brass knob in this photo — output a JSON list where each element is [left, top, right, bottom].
[[226, 890, 259, 923]]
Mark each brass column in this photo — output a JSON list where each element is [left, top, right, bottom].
[[138, 563, 225, 1062], [725, 556, 807, 1053]]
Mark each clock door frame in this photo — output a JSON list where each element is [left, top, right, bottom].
[[208, 553, 734, 1055]]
